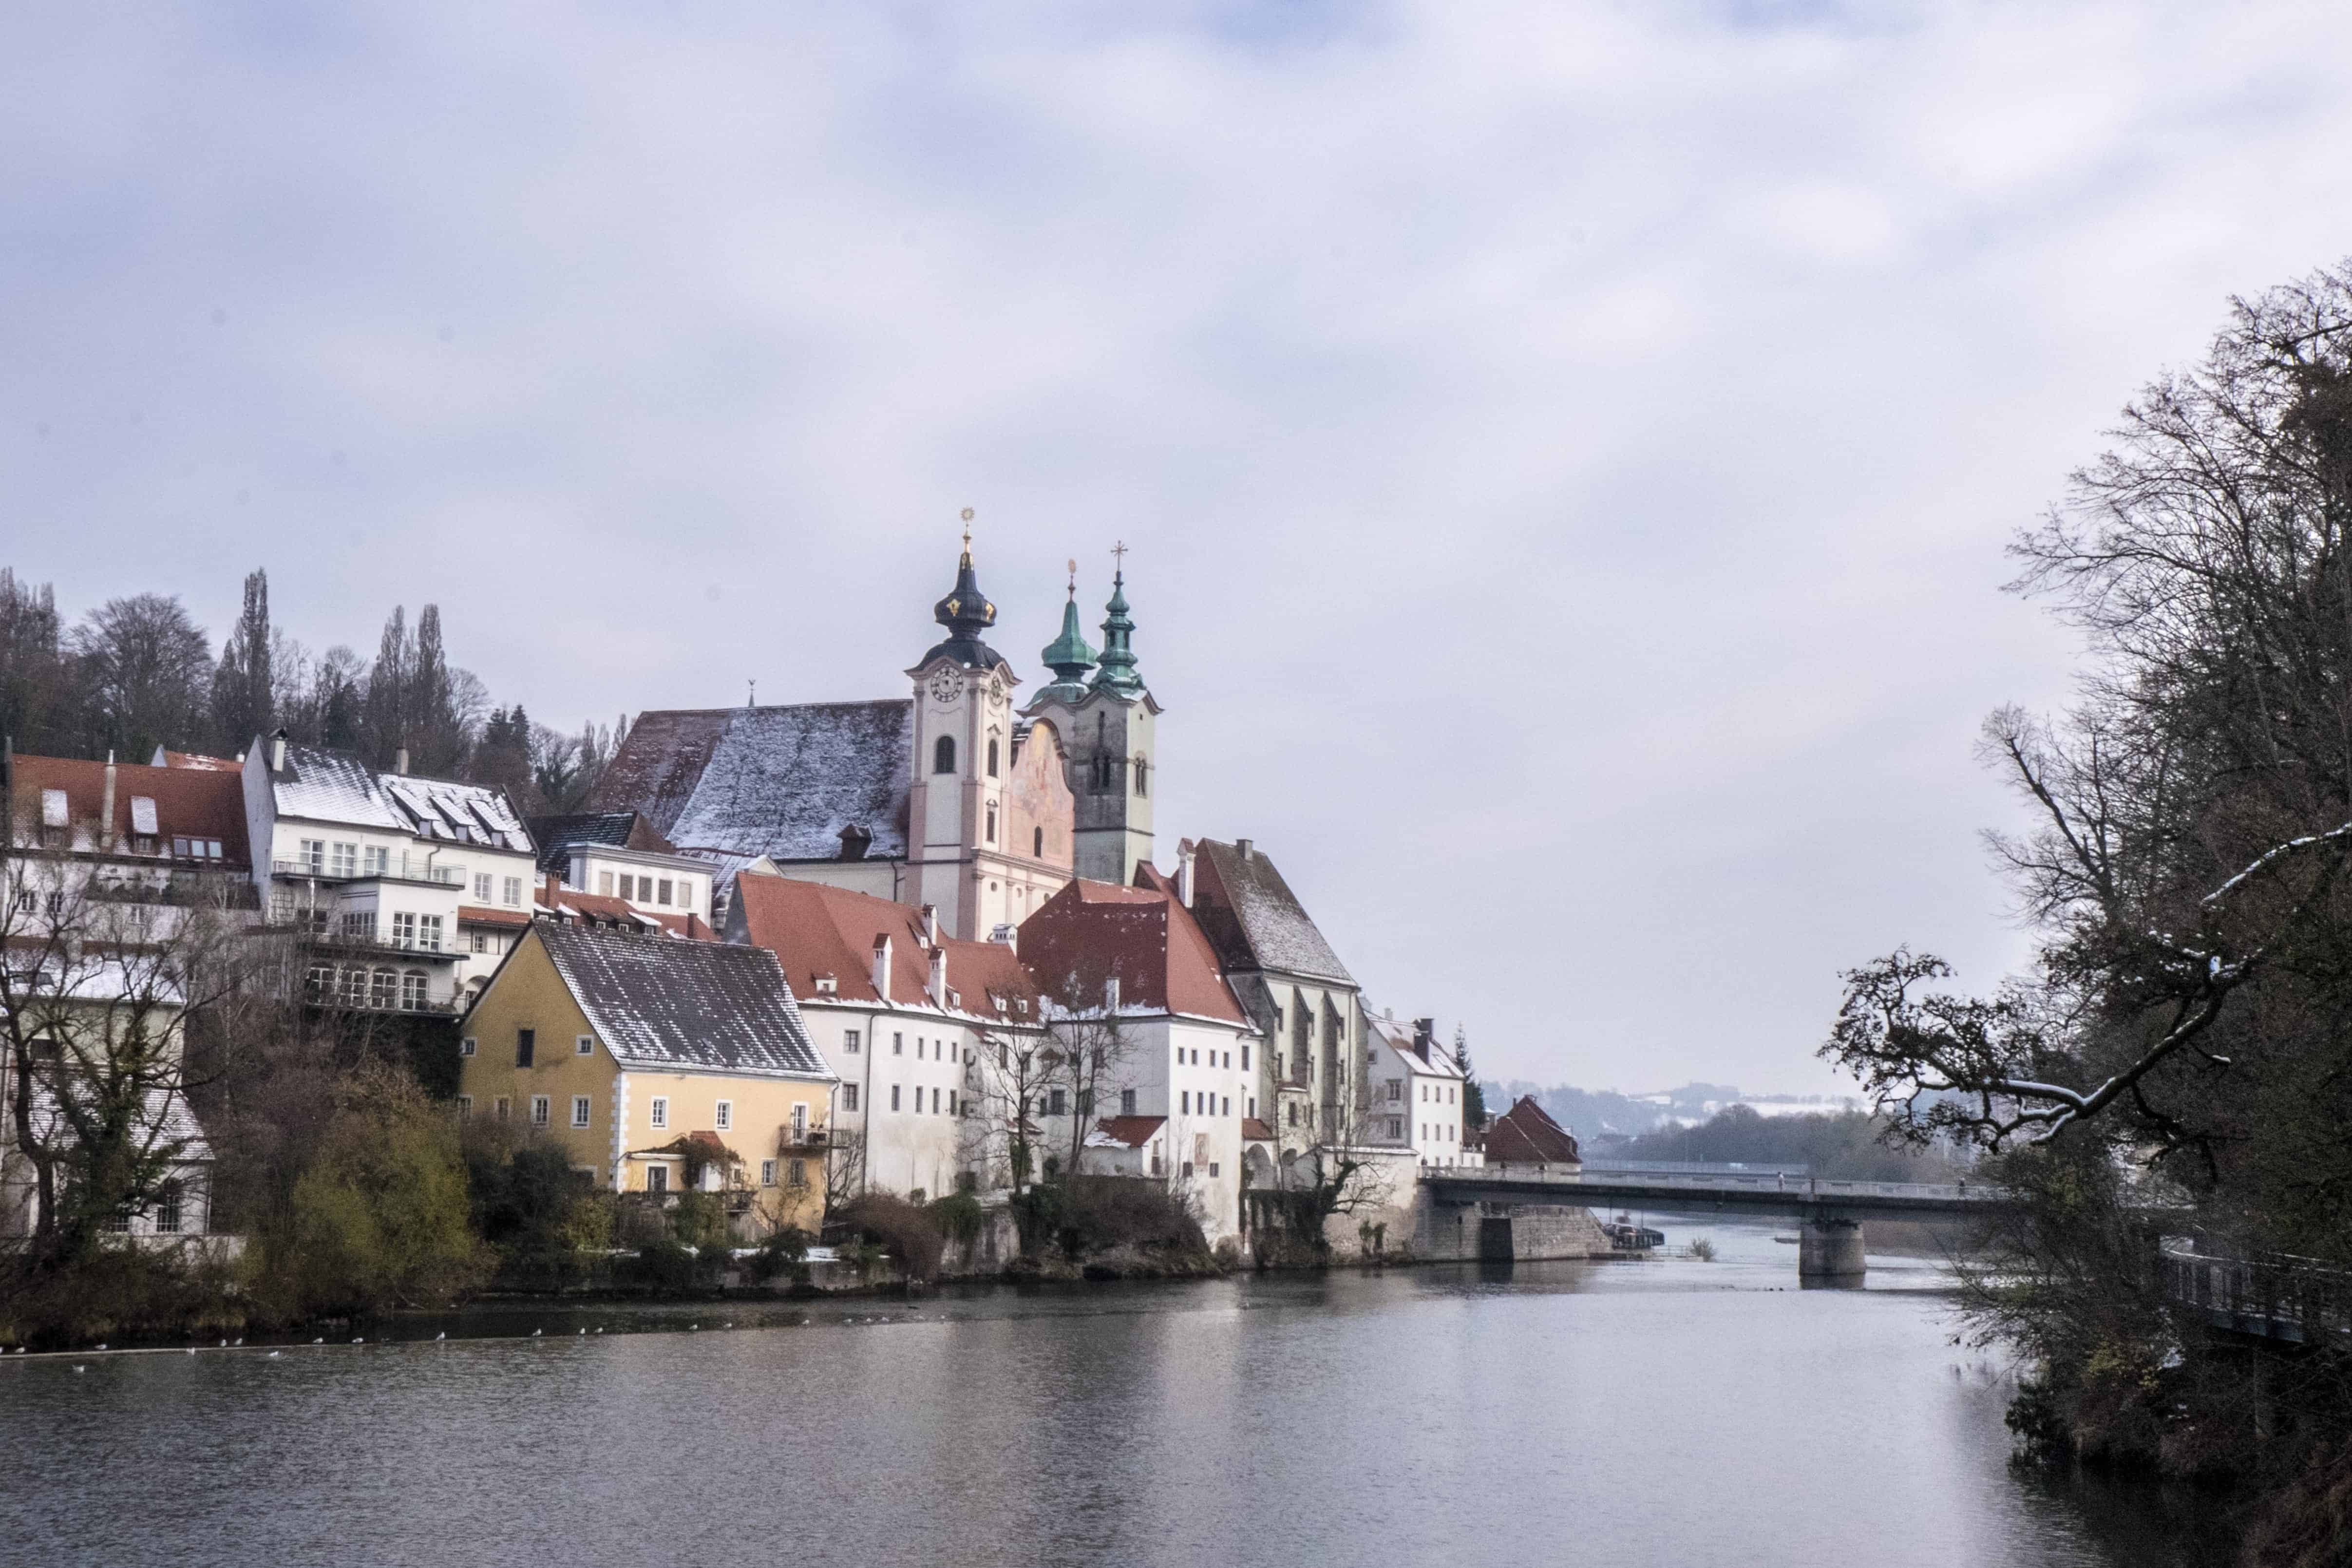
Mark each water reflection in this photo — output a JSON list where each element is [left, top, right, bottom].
[[0, 1215, 2234, 1568]]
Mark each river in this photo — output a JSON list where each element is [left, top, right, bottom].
[[0, 1213, 2234, 1567]]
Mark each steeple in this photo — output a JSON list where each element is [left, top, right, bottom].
[[1036, 558, 1098, 702], [920, 517, 1007, 672], [1091, 546, 1144, 697]]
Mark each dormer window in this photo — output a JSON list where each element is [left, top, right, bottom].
[[814, 974, 838, 996], [934, 736, 957, 775]]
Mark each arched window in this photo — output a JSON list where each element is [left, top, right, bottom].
[[986, 737, 1000, 777], [1134, 755, 1148, 796], [933, 735, 956, 775], [985, 805, 998, 844], [1032, 826, 1044, 857]]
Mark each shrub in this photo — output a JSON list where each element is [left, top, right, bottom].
[[269, 1067, 488, 1315], [836, 1193, 943, 1283], [744, 1227, 811, 1285], [930, 1191, 984, 1249]]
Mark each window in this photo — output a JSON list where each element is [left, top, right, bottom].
[[790, 1103, 807, 1142], [1242, 1046, 1250, 1071], [1388, 1116, 1403, 1139], [474, 872, 493, 901], [933, 735, 956, 774], [841, 1083, 859, 1112], [1120, 1088, 1136, 1116], [299, 838, 325, 873], [531, 1096, 550, 1128], [892, 1033, 904, 1056], [471, 929, 490, 954], [515, 1028, 535, 1067], [153, 1182, 183, 1236], [787, 1159, 807, 1189], [715, 1100, 733, 1131], [331, 842, 359, 877], [948, 1090, 959, 1115], [337, 965, 365, 1007], [985, 805, 996, 844], [401, 971, 426, 1010], [1033, 826, 1044, 857], [844, 1029, 861, 1055], [391, 911, 417, 948], [495, 1097, 511, 1123], [760, 1159, 778, 1187], [460, 1036, 477, 1057], [647, 1165, 667, 1193], [574, 1035, 592, 1056], [342, 910, 376, 941], [657, 879, 673, 906], [931, 1087, 940, 1114], [503, 876, 522, 907], [1180, 1091, 1189, 1114], [597, 870, 615, 896], [649, 1097, 668, 1129], [1048, 1088, 1066, 1115], [890, 1085, 901, 1112], [572, 1096, 591, 1129], [418, 914, 443, 951], [1387, 1080, 1401, 1102], [1134, 756, 1147, 796], [370, 968, 396, 1009], [458, 1095, 474, 1119], [1222, 1097, 1230, 1116]]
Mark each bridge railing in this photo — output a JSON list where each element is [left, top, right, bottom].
[[2160, 1241, 2352, 1343], [1582, 1159, 1812, 1178], [1422, 1165, 2006, 1206]]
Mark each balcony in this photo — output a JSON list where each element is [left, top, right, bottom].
[[87, 874, 262, 911], [272, 855, 465, 887], [778, 1127, 829, 1150]]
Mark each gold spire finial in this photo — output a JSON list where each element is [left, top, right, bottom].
[[1066, 557, 1077, 594], [960, 506, 975, 558]]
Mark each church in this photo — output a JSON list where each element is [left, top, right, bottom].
[[585, 536, 1159, 940]]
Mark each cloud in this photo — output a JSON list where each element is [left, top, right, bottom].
[[5, 0, 2350, 1094]]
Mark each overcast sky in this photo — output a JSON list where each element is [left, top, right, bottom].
[[8, 3, 2352, 1095]]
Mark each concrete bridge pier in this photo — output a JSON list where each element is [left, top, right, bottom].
[[1798, 1217, 1866, 1284]]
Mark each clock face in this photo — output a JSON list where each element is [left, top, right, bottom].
[[928, 668, 962, 705]]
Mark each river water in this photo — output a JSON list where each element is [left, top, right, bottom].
[[0, 1213, 2234, 1568]]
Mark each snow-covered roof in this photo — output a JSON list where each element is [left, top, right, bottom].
[[269, 745, 532, 853], [1188, 838, 1353, 985], [531, 921, 835, 1081], [587, 701, 915, 864], [1367, 1013, 1465, 1079]]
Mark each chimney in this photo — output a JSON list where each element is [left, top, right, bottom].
[[1413, 1018, 1435, 1062], [920, 903, 938, 946], [1177, 842, 1196, 907], [394, 746, 410, 776], [871, 934, 892, 1002], [1233, 838, 1252, 862], [929, 946, 947, 1007], [269, 728, 288, 773], [100, 752, 117, 850]]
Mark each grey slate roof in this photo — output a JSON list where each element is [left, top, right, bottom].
[[1189, 838, 1353, 985], [527, 811, 674, 873], [534, 922, 835, 1080], [585, 701, 914, 863], [271, 744, 533, 852]]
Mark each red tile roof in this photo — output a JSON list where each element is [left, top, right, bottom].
[[1017, 871, 1246, 1023], [1092, 1115, 1167, 1148], [534, 879, 715, 940], [732, 872, 1042, 1020], [1484, 1096, 1581, 1166], [1240, 1117, 1275, 1142], [457, 904, 534, 929], [8, 754, 251, 869]]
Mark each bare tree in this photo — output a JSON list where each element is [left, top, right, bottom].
[[964, 1024, 1056, 1193], [1, 831, 258, 1269], [1045, 1001, 1143, 1180], [66, 593, 212, 762]]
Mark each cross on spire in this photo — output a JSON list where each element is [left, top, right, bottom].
[[1110, 539, 1129, 572]]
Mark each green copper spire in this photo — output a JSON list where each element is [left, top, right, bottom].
[[1092, 545, 1144, 697], [1040, 560, 1097, 685]]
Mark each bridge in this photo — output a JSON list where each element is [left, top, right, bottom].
[[1420, 1164, 2008, 1281]]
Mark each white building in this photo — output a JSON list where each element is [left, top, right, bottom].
[[529, 810, 719, 931], [1368, 1012, 1477, 1169], [728, 869, 1045, 1201], [241, 732, 538, 1012], [1018, 870, 1260, 1244]]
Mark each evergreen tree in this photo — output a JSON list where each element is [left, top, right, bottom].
[[0, 569, 68, 755], [208, 568, 274, 756], [1454, 1024, 1488, 1131], [361, 606, 411, 768]]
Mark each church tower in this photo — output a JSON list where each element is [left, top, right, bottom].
[[1025, 553, 1159, 887], [904, 530, 1080, 940]]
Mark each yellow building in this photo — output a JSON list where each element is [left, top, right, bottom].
[[457, 921, 838, 1234]]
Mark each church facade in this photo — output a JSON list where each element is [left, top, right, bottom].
[[586, 541, 1157, 941]]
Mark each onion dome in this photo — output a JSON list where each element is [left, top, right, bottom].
[[1091, 567, 1144, 697], [920, 535, 1008, 672]]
